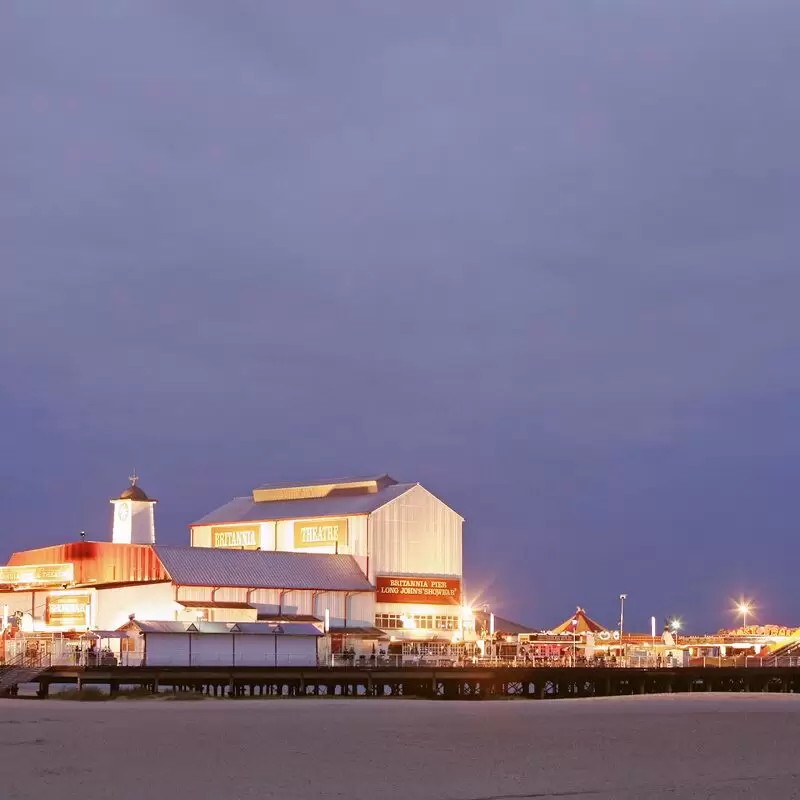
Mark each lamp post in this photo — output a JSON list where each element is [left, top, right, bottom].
[[671, 618, 681, 645], [737, 601, 752, 631], [571, 617, 578, 666], [619, 594, 627, 664]]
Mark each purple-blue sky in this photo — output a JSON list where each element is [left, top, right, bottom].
[[2, 3, 799, 633]]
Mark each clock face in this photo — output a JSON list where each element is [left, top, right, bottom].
[[117, 503, 129, 522]]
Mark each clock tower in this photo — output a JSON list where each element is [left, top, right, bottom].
[[111, 471, 157, 545]]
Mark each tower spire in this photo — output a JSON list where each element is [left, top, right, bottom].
[[129, 469, 138, 487]]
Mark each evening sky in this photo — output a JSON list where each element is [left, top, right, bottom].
[[2, 2, 799, 632]]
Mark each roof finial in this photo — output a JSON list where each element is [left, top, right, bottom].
[[129, 469, 138, 487]]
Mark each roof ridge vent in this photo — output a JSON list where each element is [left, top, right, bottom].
[[253, 475, 396, 503]]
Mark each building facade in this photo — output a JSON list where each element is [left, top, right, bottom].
[[0, 473, 471, 661]]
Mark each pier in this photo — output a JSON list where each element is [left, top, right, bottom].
[[12, 664, 800, 699]]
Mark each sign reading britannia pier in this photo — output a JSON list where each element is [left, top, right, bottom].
[[376, 576, 461, 606]]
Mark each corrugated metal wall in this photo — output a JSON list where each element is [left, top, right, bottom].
[[170, 586, 369, 624], [144, 634, 190, 666], [143, 633, 317, 667], [369, 484, 462, 581], [348, 592, 376, 627], [276, 636, 317, 667], [234, 635, 277, 666], [7, 542, 169, 585]]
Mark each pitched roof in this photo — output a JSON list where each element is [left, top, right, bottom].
[[474, 611, 538, 636], [122, 620, 188, 634], [551, 607, 608, 635], [191, 482, 416, 526], [153, 546, 373, 591], [120, 620, 322, 636], [234, 622, 322, 637]]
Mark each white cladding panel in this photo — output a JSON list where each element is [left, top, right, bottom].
[[234, 635, 277, 666], [369, 485, 462, 581], [95, 582, 175, 631], [141, 632, 315, 667], [189, 634, 232, 666], [347, 593, 375, 628], [0, 591, 39, 629], [276, 635, 317, 667], [144, 634, 190, 666]]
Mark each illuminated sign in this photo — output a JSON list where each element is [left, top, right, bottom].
[[0, 563, 74, 586], [376, 576, 461, 606], [45, 593, 91, 628], [211, 525, 261, 550], [293, 519, 348, 548]]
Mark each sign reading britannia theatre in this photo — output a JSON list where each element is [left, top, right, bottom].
[[376, 576, 461, 605], [211, 524, 261, 550], [293, 518, 348, 548]]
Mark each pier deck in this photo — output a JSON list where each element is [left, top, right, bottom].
[[15, 664, 800, 698]]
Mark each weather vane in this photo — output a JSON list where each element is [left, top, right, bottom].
[[129, 469, 139, 487]]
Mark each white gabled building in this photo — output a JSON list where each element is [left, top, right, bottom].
[[190, 474, 467, 642], [0, 473, 471, 664]]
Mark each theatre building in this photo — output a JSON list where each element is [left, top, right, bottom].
[[0, 473, 469, 662]]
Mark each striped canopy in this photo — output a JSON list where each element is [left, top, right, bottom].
[[551, 607, 607, 635]]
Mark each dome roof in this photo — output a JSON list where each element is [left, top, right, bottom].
[[117, 471, 155, 502], [119, 484, 150, 501]]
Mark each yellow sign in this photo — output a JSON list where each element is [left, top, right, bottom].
[[211, 524, 261, 550], [0, 563, 74, 586], [46, 593, 91, 627], [293, 518, 348, 548]]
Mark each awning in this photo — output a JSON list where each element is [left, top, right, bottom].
[[256, 613, 322, 623], [330, 626, 389, 639]]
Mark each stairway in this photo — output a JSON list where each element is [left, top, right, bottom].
[[0, 654, 49, 697]]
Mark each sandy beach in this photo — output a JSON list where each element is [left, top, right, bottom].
[[1, 694, 799, 799]]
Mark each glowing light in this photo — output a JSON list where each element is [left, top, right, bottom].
[[735, 600, 754, 628], [400, 614, 416, 630], [670, 618, 682, 632]]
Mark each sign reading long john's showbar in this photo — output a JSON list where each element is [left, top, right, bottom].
[[376, 576, 461, 605], [45, 593, 92, 627]]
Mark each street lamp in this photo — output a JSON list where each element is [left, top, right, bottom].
[[670, 618, 681, 644], [737, 601, 752, 630], [619, 594, 627, 663], [571, 617, 578, 665]]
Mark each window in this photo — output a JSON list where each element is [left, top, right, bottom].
[[376, 614, 460, 631], [375, 613, 404, 629]]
